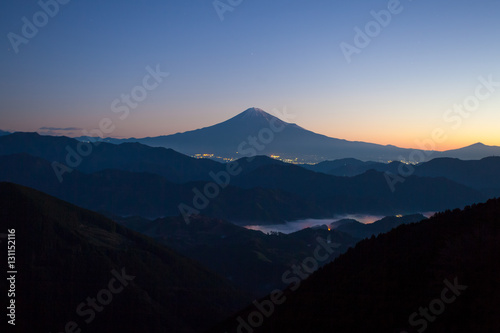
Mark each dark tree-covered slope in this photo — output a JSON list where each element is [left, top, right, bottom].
[[210, 198, 500, 333], [0, 182, 247, 333]]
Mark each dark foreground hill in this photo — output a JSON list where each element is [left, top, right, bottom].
[[0, 182, 248, 333], [210, 198, 500, 333], [114, 214, 427, 298], [331, 213, 427, 239], [114, 214, 358, 298]]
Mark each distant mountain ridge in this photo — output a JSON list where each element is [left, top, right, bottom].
[[0, 133, 491, 223], [303, 156, 500, 197], [0, 132, 224, 183], [0, 152, 485, 223], [439, 142, 500, 160], [90, 107, 418, 162], [78, 107, 500, 163], [5, 108, 500, 163], [0, 153, 322, 222]]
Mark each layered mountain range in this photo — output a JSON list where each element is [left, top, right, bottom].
[[0, 132, 495, 223], [2, 108, 500, 332], [72, 107, 500, 163], [210, 197, 500, 332], [5, 182, 500, 332]]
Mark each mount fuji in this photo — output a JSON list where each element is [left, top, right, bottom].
[[94, 107, 500, 163]]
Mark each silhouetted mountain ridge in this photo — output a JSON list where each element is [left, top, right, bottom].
[[0, 154, 325, 222], [0, 132, 224, 183], [0, 182, 247, 333], [86, 107, 500, 162], [0, 133, 492, 223], [304, 156, 500, 197], [210, 198, 500, 332], [113, 214, 357, 298], [332, 214, 427, 239]]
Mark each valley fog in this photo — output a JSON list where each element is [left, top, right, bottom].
[[244, 214, 386, 234], [244, 212, 437, 234]]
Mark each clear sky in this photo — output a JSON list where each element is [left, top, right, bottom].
[[1, 0, 499, 150]]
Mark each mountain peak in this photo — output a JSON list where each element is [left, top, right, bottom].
[[242, 107, 267, 114], [227, 107, 283, 124], [240, 107, 273, 119], [456, 142, 488, 150]]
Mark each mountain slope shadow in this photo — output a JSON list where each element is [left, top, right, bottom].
[[209, 198, 500, 333], [0, 182, 248, 333]]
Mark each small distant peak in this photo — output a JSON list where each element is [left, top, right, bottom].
[[460, 142, 488, 150]]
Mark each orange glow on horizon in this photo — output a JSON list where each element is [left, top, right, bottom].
[[319, 131, 500, 152]]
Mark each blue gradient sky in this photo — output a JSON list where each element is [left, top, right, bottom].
[[1, 0, 499, 150]]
